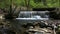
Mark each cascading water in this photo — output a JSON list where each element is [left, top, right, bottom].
[[16, 11, 49, 24]]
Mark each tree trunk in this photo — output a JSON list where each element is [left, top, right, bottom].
[[12, 6, 17, 14], [24, 0, 30, 11], [41, 0, 47, 6]]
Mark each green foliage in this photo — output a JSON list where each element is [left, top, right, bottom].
[[46, 0, 59, 7], [0, 0, 11, 9], [30, 0, 46, 8], [30, 0, 59, 8], [0, 0, 59, 9], [12, 0, 25, 6]]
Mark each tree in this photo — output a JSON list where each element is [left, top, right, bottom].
[[34, 0, 41, 3], [24, 0, 30, 10], [41, 0, 47, 6]]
